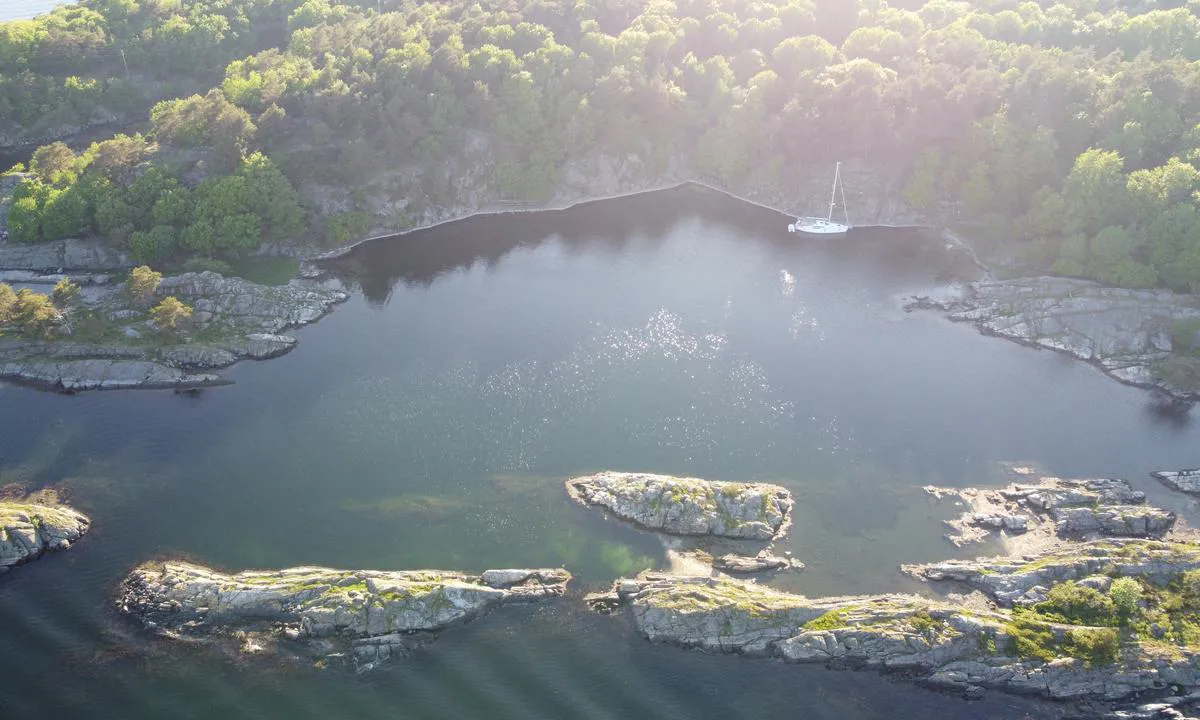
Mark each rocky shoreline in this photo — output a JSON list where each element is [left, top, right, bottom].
[[0, 267, 347, 391], [0, 501, 90, 574], [119, 561, 571, 672], [906, 277, 1200, 401]]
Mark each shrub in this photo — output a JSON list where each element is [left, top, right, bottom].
[[909, 610, 942, 634], [1035, 582, 1117, 626], [1107, 578, 1143, 621], [129, 225, 178, 266], [1166, 570, 1200, 614], [128, 265, 162, 306], [805, 610, 847, 631], [149, 296, 193, 332], [0, 283, 16, 326], [14, 288, 60, 336], [1006, 616, 1057, 662], [50, 277, 81, 308], [1064, 627, 1119, 666]]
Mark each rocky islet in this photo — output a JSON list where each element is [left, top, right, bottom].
[[565, 471, 794, 541], [119, 562, 572, 672], [0, 501, 90, 574]]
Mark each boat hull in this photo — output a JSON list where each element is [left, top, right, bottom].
[[788, 218, 849, 236]]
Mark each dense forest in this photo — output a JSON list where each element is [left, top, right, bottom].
[[2, 0, 1199, 290]]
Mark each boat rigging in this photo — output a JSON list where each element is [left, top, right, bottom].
[[788, 162, 850, 236]]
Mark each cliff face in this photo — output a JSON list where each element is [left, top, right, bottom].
[[304, 141, 933, 256]]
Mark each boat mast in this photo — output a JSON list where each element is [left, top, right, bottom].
[[827, 161, 841, 222], [838, 163, 849, 227]]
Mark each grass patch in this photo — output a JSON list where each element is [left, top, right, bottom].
[[909, 610, 944, 634], [1005, 615, 1058, 662]]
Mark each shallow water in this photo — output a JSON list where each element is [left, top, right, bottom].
[[1, 186, 1196, 718]]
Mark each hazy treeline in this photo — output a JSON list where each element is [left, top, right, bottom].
[[2, 0, 1199, 288]]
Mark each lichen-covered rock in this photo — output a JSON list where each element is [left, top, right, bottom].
[[905, 539, 1200, 606], [0, 502, 90, 573], [1000, 478, 1146, 511], [119, 562, 571, 671], [156, 272, 346, 333], [565, 472, 793, 541], [608, 569, 1200, 706], [1051, 505, 1175, 538], [1151, 470, 1200, 496]]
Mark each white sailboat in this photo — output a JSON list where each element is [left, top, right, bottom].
[[788, 162, 850, 236]]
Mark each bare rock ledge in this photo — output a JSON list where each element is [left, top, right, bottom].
[[1152, 470, 1200, 496], [119, 562, 571, 671], [565, 471, 793, 541]]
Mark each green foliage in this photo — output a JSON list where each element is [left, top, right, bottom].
[[805, 610, 847, 631], [13, 288, 60, 337], [0, 283, 16, 327], [1005, 616, 1057, 662], [1063, 627, 1120, 666], [6, 0, 1200, 294], [1034, 581, 1117, 627], [1107, 578, 1143, 621], [129, 225, 178, 266], [909, 610, 942, 634], [6, 189, 45, 243], [50, 277, 80, 308], [29, 142, 77, 184], [326, 211, 370, 246], [149, 296, 193, 332], [39, 185, 91, 240], [127, 265, 162, 307]]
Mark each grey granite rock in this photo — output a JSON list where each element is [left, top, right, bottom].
[[910, 277, 1200, 399], [0, 358, 221, 390], [566, 471, 793, 541], [119, 562, 571, 671], [0, 502, 90, 573], [1152, 470, 1200, 496], [905, 539, 1200, 606], [605, 562, 1200, 706], [936, 477, 1167, 547], [0, 237, 129, 272], [1052, 505, 1175, 538], [711, 553, 802, 574]]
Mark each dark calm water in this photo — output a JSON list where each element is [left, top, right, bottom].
[[2, 186, 1198, 719]]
